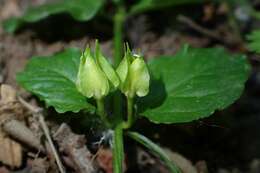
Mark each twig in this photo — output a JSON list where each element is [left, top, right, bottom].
[[2, 119, 44, 152], [177, 15, 240, 45], [18, 97, 66, 173], [178, 15, 220, 40]]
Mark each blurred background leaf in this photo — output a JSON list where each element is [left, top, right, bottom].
[[3, 0, 105, 33], [247, 30, 260, 53], [130, 0, 204, 15]]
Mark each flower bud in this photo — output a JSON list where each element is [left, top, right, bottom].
[[128, 57, 150, 97], [76, 47, 110, 100], [116, 46, 150, 98], [95, 41, 120, 90]]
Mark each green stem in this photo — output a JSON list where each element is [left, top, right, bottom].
[[123, 97, 134, 129], [113, 6, 125, 67], [113, 5, 126, 124], [112, 124, 124, 173], [112, 5, 126, 172], [96, 98, 110, 128]]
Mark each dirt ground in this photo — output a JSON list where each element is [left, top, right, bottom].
[[0, 0, 260, 173]]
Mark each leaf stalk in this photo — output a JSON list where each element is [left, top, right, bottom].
[[96, 98, 111, 128]]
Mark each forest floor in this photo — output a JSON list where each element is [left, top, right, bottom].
[[0, 0, 260, 173]]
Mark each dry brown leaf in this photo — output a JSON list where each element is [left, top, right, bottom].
[[30, 158, 50, 173], [0, 84, 16, 102], [54, 123, 96, 173], [0, 0, 21, 20], [0, 84, 25, 121], [0, 84, 23, 168], [0, 132, 22, 168]]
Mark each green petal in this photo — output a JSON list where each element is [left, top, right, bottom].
[[116, 56, 129, 89], [76, 47, 109, 99], [76, 48, 89, 95], [116, 44, 134, 92], [129, 57, 150, 97], [95, 41, 120, 89]]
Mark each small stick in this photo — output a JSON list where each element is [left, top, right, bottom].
[[177, 15, 221, 40], [18, 97, 66, 173], [2, 119, 44, 152], [177, 15, 240, 45]]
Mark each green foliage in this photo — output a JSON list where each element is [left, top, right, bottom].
[[247, 30, 260, 53], [10, 0, 252, 171], [3, 0, 104, 33], [128, 131, 181, 173], [17, 45, 250, 124], [16, 48, 95, 113], [139, 46, 250, 124], [14, 45, 251, 173], [112, 0, 121, 4], [2, 0, 207, 33], [130, 0, 204, 15]]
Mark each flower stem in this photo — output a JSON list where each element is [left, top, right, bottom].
[[113, 5, 126, 124], [112, 5, 127, 173], [123, 97, 134, 129], [113, 6, 125, 67], [112, 124, 124, 173], [96, 98, 110, 128]]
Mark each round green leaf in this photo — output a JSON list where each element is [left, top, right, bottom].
[[17, 48, 95, 113], [139, 47, 251, 124]]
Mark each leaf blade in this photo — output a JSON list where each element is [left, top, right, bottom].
[[139, 47, 250, 123], [128, 131, 181, 173], [16, 48, 95, 113]]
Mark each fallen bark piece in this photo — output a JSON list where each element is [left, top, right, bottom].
[[54, 123, 96, 173], [0, 84, 25, 121], [0, 132, 22, 168], [29, 158, 50, 173], [0, 85, 44, 165], [0, 84, 24, 167], [2, 119, 44, 152]]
